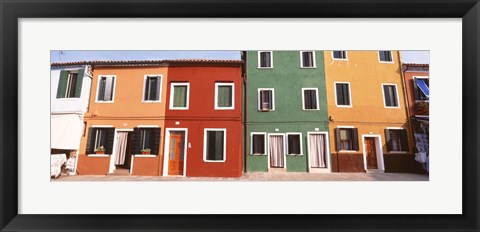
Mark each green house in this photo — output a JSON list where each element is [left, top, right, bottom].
[[243, 51, 331, 173]]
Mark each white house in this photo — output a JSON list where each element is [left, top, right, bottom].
[[51, 63, 93, 175]]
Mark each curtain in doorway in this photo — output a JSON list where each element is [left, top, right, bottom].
[[269, 135, 284, 168], [309, 134, 327, 168], [114, 132, 128, 165]]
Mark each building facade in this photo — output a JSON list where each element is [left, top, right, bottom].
[[244, 51, 331, 173], [324, 51, 417, 173]]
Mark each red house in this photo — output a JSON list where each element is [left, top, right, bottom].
[[162, 60, 244, 177]]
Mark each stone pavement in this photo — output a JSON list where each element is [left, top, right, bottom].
[[52, 172, 428, 181]]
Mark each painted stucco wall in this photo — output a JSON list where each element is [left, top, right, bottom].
[[324, 51, 414, 172], [245, 51, 330, 172], [51, 65, 92, 114]]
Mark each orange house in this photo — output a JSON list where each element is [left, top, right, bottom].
[[324, 51, 419, 173], [77, 61, 169, 176]]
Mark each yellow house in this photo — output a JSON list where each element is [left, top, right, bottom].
[[324, 51, 418, 173]]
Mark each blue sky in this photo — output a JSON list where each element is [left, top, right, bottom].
[[50, 50, 429, 64]]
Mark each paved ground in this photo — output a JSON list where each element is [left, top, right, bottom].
[[52, 172, 428, 181]]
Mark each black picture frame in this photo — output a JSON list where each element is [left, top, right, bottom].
[[1, 0, 478, 231]]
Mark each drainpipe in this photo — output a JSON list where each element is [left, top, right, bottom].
[[398, 53, 414, 155], [241, 51, 247, 173]]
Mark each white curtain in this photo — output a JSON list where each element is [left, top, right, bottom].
[[269, 135, 284, 168], [114, 132, 128, 165], [309, 134, 327, 168]]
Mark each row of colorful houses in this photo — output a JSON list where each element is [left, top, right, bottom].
[[50, 51, 429, 177]]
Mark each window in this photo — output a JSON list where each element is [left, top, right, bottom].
[[300, 51, 316, 68], [251, 133, 266, 155], [385, 129, 408, 152], [302, 88, 319, 110], [85, 127, 115, 154], [335, 82, 351, 107], [335, 128, 359, 151], [379, 51, 393, 62], [215, 83, 234, 109], [204, 129, 226, 162], [286, 133, 302, 155], [332, 51, 348, 60], [258, 51, 273, 68], [132, 127, 161, 155], [382, 84, 399, 108], [258, 89, 274, 111], [169, 83, 190, 110], [414, 77, 429, 101], [56, 69, 84, 98], [143, 75, 162, 102], [97, 76, 116, 102]]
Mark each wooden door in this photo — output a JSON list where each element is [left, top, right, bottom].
[[365, 137, 378, 169], [168, 131, 185, 175]]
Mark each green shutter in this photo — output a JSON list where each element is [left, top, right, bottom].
[[385, 129, 392, 151], [173, 86, 187, 107], [74, 69, 84, 98], [56, 70, 69, 98]]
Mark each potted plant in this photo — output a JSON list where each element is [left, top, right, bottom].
[[95, 146, 105, 154], [414, 101, 429, 115], [141, 148, 151, 155]]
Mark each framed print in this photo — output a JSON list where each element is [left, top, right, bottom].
[[1, 0, 479, 231]]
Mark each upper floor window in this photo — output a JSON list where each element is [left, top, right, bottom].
[[169, 82, 190, 110], [300, 51, 316, 68], [258, 88, 274, 111], [97, 75, 116, 102], [414, 77, 429, 101], [332, 51, 348, 60], [143, 75, 162, 102], [302, 88, 319, 110], [378, 51, 393, 63], [382, 84, 400, 108], [385, 128, 408, 152], [335, 82, 351, 107], [215, 83, 234, 110], [258, 51, 273, 68], [56, 69, 84, 99]]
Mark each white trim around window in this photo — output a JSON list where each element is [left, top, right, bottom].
[[332, 51, 348, 61], [333, 81, 352, 108], [95, 75, 116, 103], [141, 74, 162, 103], [378, 51, 394, 63], [381, 83, 401, 109], [301, 87, 319, 110], [250, 132, 267, 156], [257, 88, 275, 111], [214, 82, 235, 110], [300, 51, 316, 68], [257, 51, 273, 68], [169, 82, 190, 110], [286, 132, 303, 156], [203, 128, 227, 162]]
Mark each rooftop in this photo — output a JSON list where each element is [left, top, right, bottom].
[[51, 59, 244, 67]]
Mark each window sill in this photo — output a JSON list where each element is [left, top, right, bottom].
[[87, 154, 109, 157], [215, 107, 235, 110], [387, 151, 408, 154], [258, 109, 274, 112], [384, 106, 401, 109], [303, 109, 319, 111], [56, 98, 81, 100], [336, 105, 352, 108], [95, 101, 114, 103], [300, 66, 317, 69], [134, 154, 156, 157], [379, 61, 394, 64], [332, 59, 349, 61], [142, 101, 162, 103], [337, 150, 357, 153], [286, 154, 303, 156], [203, 160, 226, 163], [257, 67, 274, 69], [250, 153, 267, 156], [169, 107, 189, 110]]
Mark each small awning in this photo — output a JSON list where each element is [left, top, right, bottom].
[[51, 114, 83, 150], [416, 79, 430, 98]]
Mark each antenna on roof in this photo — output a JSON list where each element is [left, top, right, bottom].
[[59, 51, 64, 61]]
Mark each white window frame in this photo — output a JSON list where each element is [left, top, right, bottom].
[[257, 51, 273, 68], [257, 88, 275, 111], [334, 81, 352, 108], [203, 128, 227, 162], [386, 127, 408, 153], [169, 82, 190, 110], [300, 51, 316, 68], [95, 75, 117, 103], [142, 74, 162, 103], [307, 131, 332, 173], [214, 82, 235, 110], [413, 76, 430, 102], [381, 83, 401, 109], [378, 50, 394, 63], [301, 87, 319, 110], [286, 132, 303, 156], [336, 126, 357, 153], [267, 133, 287, 170], [332, 51, 348, 61], [250, 132, 267, 156]]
